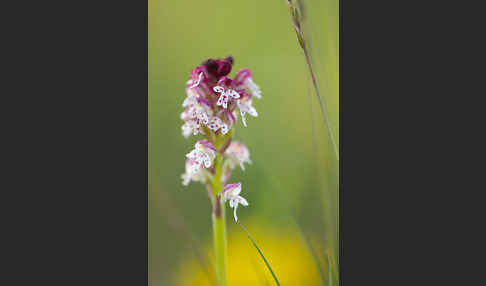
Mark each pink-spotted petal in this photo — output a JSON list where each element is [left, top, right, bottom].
[[221, 124, 229, 135]]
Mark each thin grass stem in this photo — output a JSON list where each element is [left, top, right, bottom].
[[302, 44, 339, 161], [287, 0, 339, 161], [238, 222, 281, 286]]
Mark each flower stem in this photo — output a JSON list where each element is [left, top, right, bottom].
[[211, 154, 227, 286], [212, 204, 227, 286]]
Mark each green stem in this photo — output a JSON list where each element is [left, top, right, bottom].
[[211, 154, 227, 286], [212, 204, 227, 286]]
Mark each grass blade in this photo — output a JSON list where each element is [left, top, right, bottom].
[[286, 0, 339, 161], [238, 222, 281, 286]]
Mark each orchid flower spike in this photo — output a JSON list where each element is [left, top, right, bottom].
[[180, 57, 261, 228], [221, 183, 248, 222]]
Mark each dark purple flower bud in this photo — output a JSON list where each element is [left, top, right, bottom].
[[224, 56, 234, 65], [202, 59, 219, 78], [217, 57, 233, 77], [202, 56, 234, 79]]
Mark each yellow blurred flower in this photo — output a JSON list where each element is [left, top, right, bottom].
[[172, 219, 322, 286]]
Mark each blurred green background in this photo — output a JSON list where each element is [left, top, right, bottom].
[[149, 0, 338, 285]]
